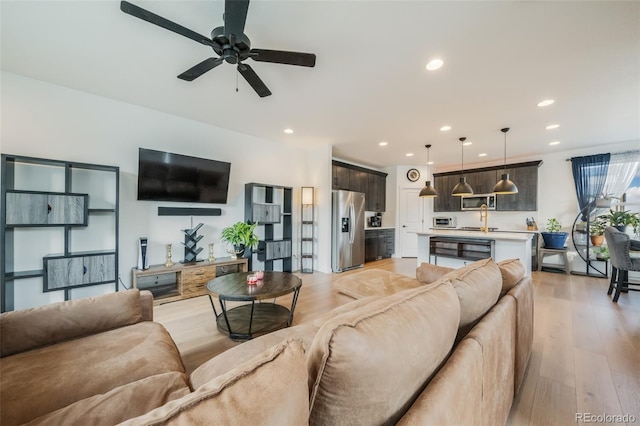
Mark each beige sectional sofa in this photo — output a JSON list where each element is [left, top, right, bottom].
[[0, 257, 532, 425]]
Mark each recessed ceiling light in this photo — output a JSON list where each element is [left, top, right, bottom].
[[463, 141, 472, 146], [549, 141, 560, 146], [426, 59, 444, 71], [440, 125, 451, 131], [427, 161, 434, 165], [479, 153, 487, 157], [379, 141, 388, 146], [284, 128, 294, 134], [546, 124, 560, 130], [537, 99, 555, 107], [406, 153, 414, 157]]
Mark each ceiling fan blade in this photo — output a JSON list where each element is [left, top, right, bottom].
[[250, 49, 316, 67], [224, 0, 250, 42], [120, 1, 216, 47], [238, 63, 271, 97], [177, 57, 224, 81]]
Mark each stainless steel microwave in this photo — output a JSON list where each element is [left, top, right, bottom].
[[433, 216, 457, 228], [461, 194, 496, 211]]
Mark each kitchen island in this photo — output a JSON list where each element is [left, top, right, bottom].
[[416, 230, 534, 276]]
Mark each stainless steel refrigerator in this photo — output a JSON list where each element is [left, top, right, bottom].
[[332, 190, 365, 272]]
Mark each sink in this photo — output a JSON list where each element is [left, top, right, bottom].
[[458, 226, 499, 232]]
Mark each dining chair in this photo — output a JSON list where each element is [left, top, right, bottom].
[[604, 226, 640, 302]]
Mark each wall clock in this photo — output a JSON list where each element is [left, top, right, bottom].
[[406, 169, 420, 182]]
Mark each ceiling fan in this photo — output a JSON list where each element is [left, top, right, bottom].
[[120, 0, 316, 97]]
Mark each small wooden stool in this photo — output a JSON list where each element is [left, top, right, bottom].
[[538, 247, 570, 274]]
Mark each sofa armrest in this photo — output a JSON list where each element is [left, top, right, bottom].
[[506, 277, 534, 394], [139, 290, 154, 321], [0, 289, 145, 357]]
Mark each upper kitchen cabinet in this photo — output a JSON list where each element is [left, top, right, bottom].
[[433, 161, 541, 212], [465, 170, 498, 195], [433, 173, 461, 212], [332, 161, 387, 212], [495, 163, 539, 211]]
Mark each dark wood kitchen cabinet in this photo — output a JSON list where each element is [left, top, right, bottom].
[[496, 165, 538, 211], [332, 161, 387, 212], [433, 161, 541, 212], [365, 229, 394, 261]]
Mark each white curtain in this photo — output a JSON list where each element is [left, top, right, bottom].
[[601, 151, 640, 199]]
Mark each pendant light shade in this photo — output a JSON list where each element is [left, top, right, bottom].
[[452, 137, 474, 196], [419, 144, 438, 197], [492, 127, 519, 194]]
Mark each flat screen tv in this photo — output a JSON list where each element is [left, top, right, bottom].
[[137, 148, 231, 204]]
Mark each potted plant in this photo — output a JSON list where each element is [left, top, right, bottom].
[[593, 246, 609, 261], [540, 218, 568, 249], [588, 217, 606, 247], [220, 221, 259, 258], [603, 209, 639, 232]]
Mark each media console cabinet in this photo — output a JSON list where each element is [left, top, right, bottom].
[[132, 257, 248, 305]]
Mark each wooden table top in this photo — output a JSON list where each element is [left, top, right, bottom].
[[206, 271, 302, 302]]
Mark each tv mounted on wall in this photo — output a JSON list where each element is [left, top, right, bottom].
[[137, 148, 231, 204]]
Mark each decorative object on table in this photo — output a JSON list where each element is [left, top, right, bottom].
[[419, 145, 437, 198], [221, 221, 259, 259], [182, 223, 204, 263], [492, 127, 519, 194], [602, 209, 639, 232], [164, 243, 174, 267], [525, 217, 538, 231], [246, 274, 259, 285], [208, 243, 216, 262], [588, 217, 606, 247], [593, 246, 609, 261], [406, 168, 420, 182], [255, 270, 264, 280], [452, 137, 473, 196], [540, 218, 569, 249]]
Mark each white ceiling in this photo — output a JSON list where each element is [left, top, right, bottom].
[[2, 1, 639, 170]]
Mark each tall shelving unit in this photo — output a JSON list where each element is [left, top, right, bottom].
[[300, 187, 314, 273], [1, 154, 119, 312], [244, 183, 293, 272], [571, 203, 608, 278]]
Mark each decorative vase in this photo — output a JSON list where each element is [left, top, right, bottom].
[[540, 232, 568, 249], [613, 225, 627, 232], [226, 244, 245, 259], [164, 244, 174, 267], [590, 235, 604, 247], [208, 243, 215, 262]]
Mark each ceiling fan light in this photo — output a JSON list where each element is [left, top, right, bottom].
[[452, 177, 473, 196], [493, 173, 519, 194], [419, 181, 438, 197]]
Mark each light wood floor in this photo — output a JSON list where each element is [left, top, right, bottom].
[[154, 259, 640, 426]]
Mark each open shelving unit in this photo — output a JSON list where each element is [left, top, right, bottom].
[[1, 154, 119, 312], [571, 203, 610, 278], [244, 183, 293, 272]]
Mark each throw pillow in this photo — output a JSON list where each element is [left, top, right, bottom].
[[497, 259, 526, 295], [416, 262, 454, 283]]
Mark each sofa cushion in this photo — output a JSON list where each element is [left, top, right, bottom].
[[333, 268, 421, 299], [311, 295, 380, 328], [24, 372, 190, 426], [0, 289, 143, 357], [448, 258, 502, 333], [416, 262, 454, 284], [190, 324, 318, 389], [0, 321, 185, 425], [307, 280, 460, 426], [497, 258, 526, 295], [121, 339, 309, 426]]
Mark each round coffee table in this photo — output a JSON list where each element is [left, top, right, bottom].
[[206, 271, 302, 340]]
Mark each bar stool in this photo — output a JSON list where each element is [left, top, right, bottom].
[[538, 247, 570, 274]]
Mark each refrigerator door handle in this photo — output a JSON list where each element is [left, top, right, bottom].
[[349, 202, 355, 244]]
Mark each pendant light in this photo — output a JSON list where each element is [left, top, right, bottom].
[[452, 137, 474, 196], [419, 144, 438, 197], [492, 127, 519, 194]]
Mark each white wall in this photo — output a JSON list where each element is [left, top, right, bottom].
[[1, 72, 332, 308]]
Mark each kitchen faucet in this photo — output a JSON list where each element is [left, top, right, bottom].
[[479, 203, 489, 234]]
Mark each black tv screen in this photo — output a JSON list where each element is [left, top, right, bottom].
[[137, 148, 231, 204]]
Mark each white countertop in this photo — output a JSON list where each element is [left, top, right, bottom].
[[416, 229, 533, 241], [365, 227, 395, 230]]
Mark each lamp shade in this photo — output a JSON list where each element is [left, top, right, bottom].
[[493, 173, 518, 194], [452, 177, 473, 196], [419, 181, 437, 197], [301, 187, 314, 205]]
